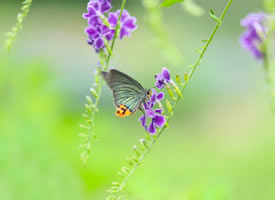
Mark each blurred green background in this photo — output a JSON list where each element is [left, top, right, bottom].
[[1, 0, 275, 199]]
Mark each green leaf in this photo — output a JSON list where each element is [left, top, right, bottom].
[[160, 0, 185, 7], [209, 9, 221, 24]]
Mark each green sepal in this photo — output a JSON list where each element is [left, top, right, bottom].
[[90, 88, 99, 98], [165, 84, 176, 100], [184, 73, 189, 82], [209, 9, 221, 24], [166, 99, 173, 114], [176, 74, 183, 85]]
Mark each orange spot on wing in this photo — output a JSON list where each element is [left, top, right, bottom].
[[116, 104, 132, 117]]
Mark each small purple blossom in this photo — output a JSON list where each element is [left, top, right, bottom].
[[139, 89, 166, 135], [86, 24, 114, 51], [83, 0, 112, 19], [155, 67, 171, 89], [240, 12, 268, 60], [108, 10, 137, 39]]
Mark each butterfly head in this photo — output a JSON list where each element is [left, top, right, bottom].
[[146, 89, 153, 101]]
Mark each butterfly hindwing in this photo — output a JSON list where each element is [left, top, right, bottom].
[[116, 104, 132, 117], [102, 69, 146, 117]]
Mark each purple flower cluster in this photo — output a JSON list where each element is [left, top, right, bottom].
[[240, 12, 268, 60], [139, 89, 166, 134], [83, 0, 137, 52], [139, 68, 173, 134]]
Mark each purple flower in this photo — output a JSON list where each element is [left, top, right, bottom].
[[240, 12, 268, 60], [155, 67, 171, 89], [83, 0, 112, 19], [148, 114, 166, 134], [139, 89, 166, 134], [108, 10, 137, 39], [86, 24, 114, 51]]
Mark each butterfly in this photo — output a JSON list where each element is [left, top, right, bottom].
[[102, 69, 151, 117]]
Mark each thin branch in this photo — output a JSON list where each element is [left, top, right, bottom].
[[106, 0, 233, 198]]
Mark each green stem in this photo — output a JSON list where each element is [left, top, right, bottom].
[[263, 49, 271, 84], [4, 0, 33, 51], [262, 15, 275, 111], [263, 45, 275, 112], [105, 0, 127, 68], [107, 0, 233, 197], [81, 0, 127, 165]]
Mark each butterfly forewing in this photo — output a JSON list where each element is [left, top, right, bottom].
[[102, 69, 146, 116]]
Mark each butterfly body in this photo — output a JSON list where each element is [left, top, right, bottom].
[[102, 69, 149, 117]]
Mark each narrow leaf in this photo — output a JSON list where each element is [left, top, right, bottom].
[[160, 0, 185, 7], [209, 9, 221, 24]]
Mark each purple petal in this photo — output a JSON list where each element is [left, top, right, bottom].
[[246, 44, 263, 59], [139, 114, 146, 127], [108, 12, 118, 27], [89, 2, 99, 11], [151, 88, 157, 96], [102, 25, 110, 34], [154, 115, 166, 128], [157, 92, 164, 101], [123, 17, 137, 30], [146, 108, 155, 118], [240, 29, 260, 46], [151, 93, 156, 104], [155, 80, 164, 89], [143, 102, 149, 110], [83, 12, 92, 19], [105, 29, 115, 41], [85, 27, 97, 37], [117, 10, 129, 23], [239, 12, 270, 60], [251, 48, 263, 59], [87, 38, 93, 45], [120, 27, 130, 39], [98, 0, 111, 3], [94, 37, 104, 50], [241, 13, 266, 28], [100, 2, 112, 14], [148, 121, 156, 134], [161, 67, 170, 81], [150, 89, 157, 103], [155, 109, 163, 114], [88, 5, 97, 15], [155, 73, 164, 81], [240, 27, 263, 59], [88, 16, 102, 27], [83, 4, 97, 19]]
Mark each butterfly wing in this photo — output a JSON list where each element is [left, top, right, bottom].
[[102, 69, 146, 117]]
